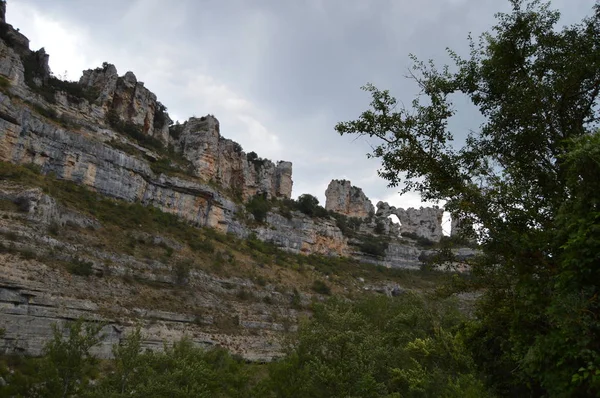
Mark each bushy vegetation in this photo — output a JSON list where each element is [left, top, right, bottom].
[[0, 295, 489, 397], [0, 322, 254, 397], [336, 1, 600, 395], [169, 121, 184, 140], [296, 194, 328, 218], [357, 235, 389, 258], [153, 101, 170, 129], [401, 232, 435, 248], [67, 257, 94, 277], [273, 194, 329, 219], [245, 193, 271, 223], [310, 279, 331, 295], [266, 295, 489, 397], [246, 151, 269, 172]]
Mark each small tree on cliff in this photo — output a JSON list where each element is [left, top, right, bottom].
[[336, 1, 600, 396], [297, 194, 328, 217]]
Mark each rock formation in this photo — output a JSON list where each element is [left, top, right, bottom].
[[325, 180, 374, 218], [78, 64, 172, 144], [176, 116, 293, 200], [256, 211, 349, 256], [0, 6, 483, 364], [376, 202, 444, 242]]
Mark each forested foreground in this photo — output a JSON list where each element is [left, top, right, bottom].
[[0, 295, 490, 398]]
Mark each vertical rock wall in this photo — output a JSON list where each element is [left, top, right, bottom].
[[177, 116, 292, 200], [324, 180, 374, 218], [376, 202, 444, 242]]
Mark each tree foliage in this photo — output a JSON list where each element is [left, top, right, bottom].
[[335, 1, 600, 396], [265, 295, 489, 397], [296, 194, 328, 217], [40, 319, 104, 398]]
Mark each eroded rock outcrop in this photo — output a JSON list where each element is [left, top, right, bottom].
[[79, 64, 172, 144], [177, 115, 293, 200], [376, 202, 444, 242], [325, 179, 374, 218], [257, 211, 349, 256]]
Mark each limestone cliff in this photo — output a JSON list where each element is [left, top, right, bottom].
[[78, 64, 172, 145], [0, 12, 449, 264], [323, 179, 444, 243], [376, 201, 444, 242], [176, 116, 293, 200], [324, 179, 374, 218], [0, 14, 294, 231]]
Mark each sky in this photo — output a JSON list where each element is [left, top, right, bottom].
[[6, 0, 597, 234]]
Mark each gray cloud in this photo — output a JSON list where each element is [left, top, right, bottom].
[[7, 0, 597, 215]]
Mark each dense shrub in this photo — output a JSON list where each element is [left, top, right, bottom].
[[358, 236, 389, 258], [265, 295, 490, 397], [188, 237, 215, 253], [67, 257, 94, 276], [169, 121, 184, 140], [173, 260, 191, 285], [246, 151, 268, 172], [245, 194, 271, 223], [153, 101, 170, 129], [331, 212, 362, 237], [0, 323, 255, 397], [296, 193, 328, 218], [311, 279, 331, 295]]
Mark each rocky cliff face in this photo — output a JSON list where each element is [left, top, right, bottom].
[[376, 202, 444, 242], [323, 179, 444, 243], [177, 116, 293, 200], [0, 10, 451, 262], [78, 64, 172, 145], [0, 13, 294, 230], [257, 211, 349, 256], [325, 179, 374, 218], [0, 183, 296, 361]]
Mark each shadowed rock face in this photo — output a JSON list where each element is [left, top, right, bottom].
[[376, 202, 444, 242], [325, 179, 374, 218]]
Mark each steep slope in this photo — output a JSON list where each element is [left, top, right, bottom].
[[0, 4, 473, 360]]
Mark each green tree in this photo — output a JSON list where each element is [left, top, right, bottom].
[[265, 295, 488, 397], [41, 319, 104, 397], [105, 327, 145, 396], [246, 193, 271, 223], [296, 194, 328, 217], [335, 1, 600, 396]]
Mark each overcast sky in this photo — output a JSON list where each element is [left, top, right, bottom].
[[6, 0, 597, 233]]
